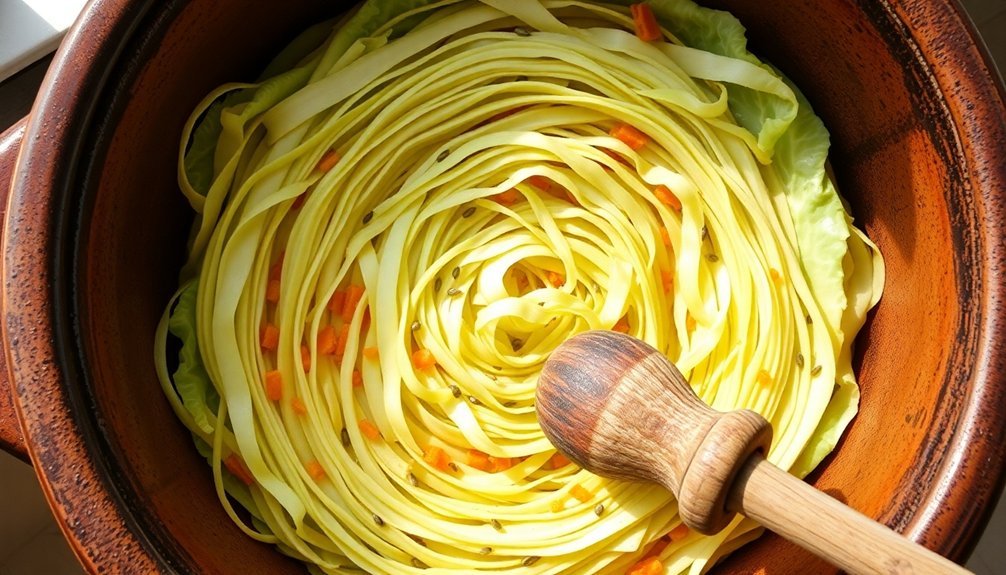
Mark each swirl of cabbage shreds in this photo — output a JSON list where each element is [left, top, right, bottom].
[[155, 1, 883, 573]]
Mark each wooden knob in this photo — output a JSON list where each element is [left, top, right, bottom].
[[536, 330, 772, 534], [537, 330, 973, 575]]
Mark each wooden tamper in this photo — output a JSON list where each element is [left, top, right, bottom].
[[536, 330, 970, 575]]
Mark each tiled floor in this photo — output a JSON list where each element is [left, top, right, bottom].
[[1, 1, 1005, 574]]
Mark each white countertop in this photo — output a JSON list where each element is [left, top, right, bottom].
[[0, 0, 87, 84]]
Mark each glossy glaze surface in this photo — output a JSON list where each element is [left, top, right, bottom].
[[0, 120, 25, 462]]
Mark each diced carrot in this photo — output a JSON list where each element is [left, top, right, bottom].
[[327, 289, 347, 314], [551, 499, 566, 513], [362, 346, 380, 360], [265, 370, 283, 401], [306, 460, 326, 481], [570, 484, 593, 502], [646, 537, 670, 559], [757, 370, 773, 387], [269, 252, 285, 281], [669, 523, 690, 541], [316, 149, 341, 173], [685, 314, 697, 333], [317, 325, 338, 356], [659, 227, 671, 246], [630, 3, 662, 42], [661, 270, 674, 293], [423, 446, 452, 472], [492, 188, 522, 206], [301, 344, 312, 373], [224, 454, 255, 486], [352, 370, 363, 388], [359, 419, 381, 440], [516, 273, 530, 290], [654, 185, 682, 211], [770, 268, 784, 286], [549, 452, 571, 469], [610, 123, 649, 150], [422, 448, 438, 464], [467, 449, 493, 471], [265, 279, 281, 303], [269, 264, 283, 282], [291, 397, 308, 416], [334, 324, 351, 360], [342, 284, 365, 323], [528, 175, 552, 192], [613, 318, 630, 333], [490, 456, 514, 472], [548, 271, 565, 287], [412, 348, 437, 371], [626, 556, 663, 575], [261, 323, 280, 351], [538, 179, 569, 202]]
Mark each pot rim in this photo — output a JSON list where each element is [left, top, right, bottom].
[[3, 0, 172, 571], [886, 0, 1006, 556], [3, 0, 1006, 572]]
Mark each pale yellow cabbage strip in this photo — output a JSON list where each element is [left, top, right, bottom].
[[155, 1, 882, 574]]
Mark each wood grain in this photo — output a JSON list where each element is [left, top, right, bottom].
[[538, 330, 772, 534], [538, 330, 972, 574], [732, 455, 971, 575]]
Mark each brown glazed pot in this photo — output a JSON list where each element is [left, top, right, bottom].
[[0, 0, 1004, 573]]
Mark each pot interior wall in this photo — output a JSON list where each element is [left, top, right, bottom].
[[75, 0, 978, 572], [77, 1, 337, 572]]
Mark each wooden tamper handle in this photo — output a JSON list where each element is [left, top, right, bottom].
[[536, 331, 971, 575]]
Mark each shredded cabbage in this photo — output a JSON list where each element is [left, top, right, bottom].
[[155, 1, 883, 573]]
